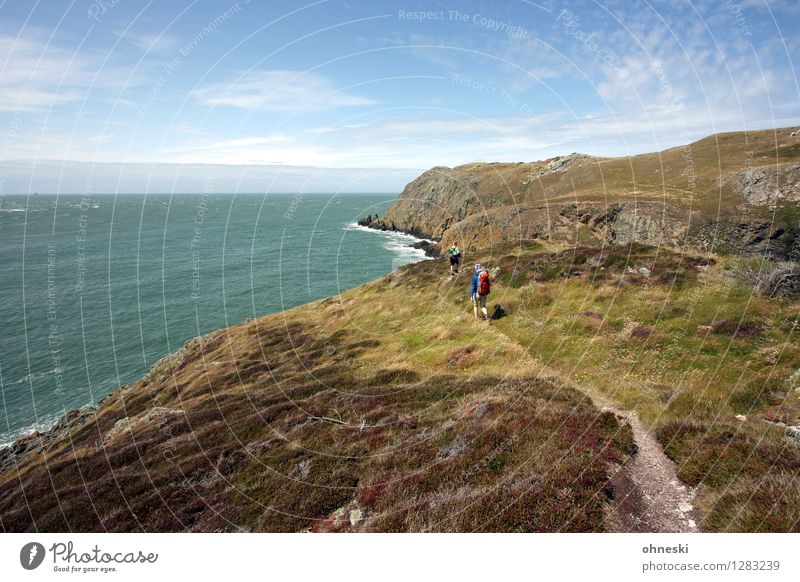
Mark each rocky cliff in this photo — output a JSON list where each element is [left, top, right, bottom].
[[364, 127, 800, 260]]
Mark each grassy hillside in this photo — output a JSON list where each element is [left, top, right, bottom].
[[2, 240, 798, 532], [454, 241, 800, 531], [374, 127, 800, 258], [0, 252, 632, 533]]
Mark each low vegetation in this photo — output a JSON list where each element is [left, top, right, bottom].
[[453, 241, 800, 532], [0, 257, 633, 532], [1, 239, 797, 532]]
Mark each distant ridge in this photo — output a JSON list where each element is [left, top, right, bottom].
[[361, 126, 800, 260]]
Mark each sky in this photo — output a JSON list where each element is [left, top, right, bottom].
[[0, 0, 798, 193]]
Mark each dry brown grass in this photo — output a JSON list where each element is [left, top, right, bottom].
[[3, 236, 798, 532], [0, 268, 633, 532]]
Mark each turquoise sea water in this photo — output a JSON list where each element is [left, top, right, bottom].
[[0, 193, 428, 446]]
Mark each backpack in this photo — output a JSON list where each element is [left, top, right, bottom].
[[478, 271, 491, 296]]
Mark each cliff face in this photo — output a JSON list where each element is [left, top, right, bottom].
[[371, 127, 800, 260], [383, 166, 477, 239], [723, 162, 800, 206]]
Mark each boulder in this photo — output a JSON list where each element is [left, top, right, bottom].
[[539, 152, 591, 176], [357, 214, 393, 232], [790, 368, 800, 391], [349, 507, 364, 526], [757, 263, 800, 300], [721, 162, 800, 206], [409, 240, 440, 258]]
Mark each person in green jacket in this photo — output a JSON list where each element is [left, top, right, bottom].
[[447, 240, 462, 275]]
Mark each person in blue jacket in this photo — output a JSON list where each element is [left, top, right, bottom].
[[470, 263, 491, 323]]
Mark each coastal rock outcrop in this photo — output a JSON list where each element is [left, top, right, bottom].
[[721, 162, 800, 206], [383, 165, 479, 240], [357, 214, 395, 231], [357, 214, 440, 257], [362, 127, 800, 261], [410, 240, 440, 258], [0, 407, 95, 473]]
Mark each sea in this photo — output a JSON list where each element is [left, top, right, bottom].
[[0, 193, 429, 447]]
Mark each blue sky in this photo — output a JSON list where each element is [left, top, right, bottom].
[[0, 0, 798, 193]]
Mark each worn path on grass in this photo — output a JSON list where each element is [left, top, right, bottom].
[[600, 406, 700, 532], [439, 272, 700, 532]]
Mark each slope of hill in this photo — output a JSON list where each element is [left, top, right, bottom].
[[0, 245, 636, 532], [2, 128, 799, 533], [1, 239, 798, 532], [362, 127, 800, 260]]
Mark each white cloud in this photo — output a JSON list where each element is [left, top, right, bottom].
[[116, 31, 179, 55], [87, 133, 115, 143], [3, 99, 797, 194], [1, 4, 796, 192], [0, 35, 87, 110], [0, 31, 150, 111], [13, 100, 793, 172], [141, 100, 799, 170], [192, 70, 377, 111]]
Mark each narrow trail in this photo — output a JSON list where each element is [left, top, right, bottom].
[[601, 405, 700, 533], [437, 272, 701, 532]]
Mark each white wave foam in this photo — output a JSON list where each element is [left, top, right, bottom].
[[0, 411, 64, 449], [15, 368, 65, 385], [344, 222, 435, 266], [0, 402, 98, 449]]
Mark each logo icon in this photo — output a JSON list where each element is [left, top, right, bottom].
[[20, 542, 46, 570]]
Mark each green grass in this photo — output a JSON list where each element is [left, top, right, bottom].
[[0, 252, 631, 533], [1, 239, 798, 532], [457, 241, 800, 531]]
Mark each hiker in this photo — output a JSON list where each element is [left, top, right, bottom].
[[447, 240, 462, 275], [470, 263, 491, 323]]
